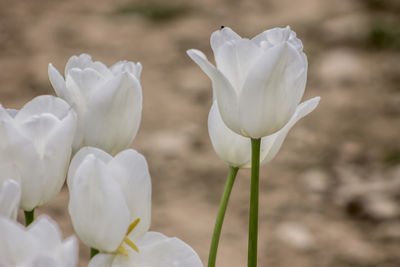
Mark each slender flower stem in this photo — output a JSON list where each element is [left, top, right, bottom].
[[208, 166, 239, 267], [90, 248, 99, 258], [248, 138, 261, 267], [24, 209, 34, 226]]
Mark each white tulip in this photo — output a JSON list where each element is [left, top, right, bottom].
[[0, 179, 21, 220], [68, 147, 151, 253], [0, 215, 78, 267], [48, 54, 143, 155], [89, 232, 203, 267], [208, 97, 320, 168], [187, 26, 310, 138], [0, 95, 77, 211]]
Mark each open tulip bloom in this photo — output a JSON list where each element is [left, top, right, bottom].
[[0, 215, 78, 267], [68, 147, 202, 266], [0, 95, 77, 214], [187, 26, 310, 138], [48, 54, 143, 155], [188, 26, 319, 267]]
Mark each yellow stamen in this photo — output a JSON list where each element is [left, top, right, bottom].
[[126, 218, 140, 235], [117, 245, 128, 256], [124, 237, 139, 252]]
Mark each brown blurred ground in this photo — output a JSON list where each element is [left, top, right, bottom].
[[1, 0, 400, 266]]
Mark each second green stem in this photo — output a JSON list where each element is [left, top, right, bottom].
[[208, 166, 239, 267], [248, 138, 261, 267]]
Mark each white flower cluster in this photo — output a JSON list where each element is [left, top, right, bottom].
[[0, 26, 319, 267]]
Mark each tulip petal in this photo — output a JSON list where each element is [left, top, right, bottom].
[[210, 26, 241, 55], [239, 42, 307, 137], [0, 115, 44, 211], [260, 97, 319, 164], [0, 179, 21, 220], [84, 73, 142, 155], [214, 39, 261, 92], [39, 110, 76, 205], [69, 155, 130, 252], [48, 64, 71, 103], [68, 146, 113, 188], [208, 101, 251, 167], [110, 61, 143, 80], [91, 232, 203, 267], [0, 217, 38, 264], [252, 26, 303, 52], [108, 149, 151, 242], [240, 97, 320, 168], [28, 216, 63, 248], [14, 95, 71, 124], [186, 49, 241, 134], [67, 68, 106, 102], [65, 54, 112, 79]]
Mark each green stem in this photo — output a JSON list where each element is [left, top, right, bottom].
[[90, 248, 99, 258], [248, 138, 261, 267], [208, 166, 239, 267], [24, 210, 34, 226]]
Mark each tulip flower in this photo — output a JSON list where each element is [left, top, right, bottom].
[[0, 215, 78, 267], [88, 232, 203, 267], [69, 147, 202, 266], [187, 26, 309, 138], [0, 179, 21, 220], [0, 95, 77, 212], [68, 147, 151, 253], [208, 97, 320, 168], [48, 54, 143, 155]]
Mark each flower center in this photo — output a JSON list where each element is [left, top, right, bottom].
[[116, 218, 140, 256]]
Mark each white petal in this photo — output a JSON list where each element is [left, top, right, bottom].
[[0, 118, 43, 211], [108, 232, 203, 267], [210, 26, 241, 55], [89, 254, 115, 267], [0, 217, 38, 265], [208, 101, 251, 167], [28, 216, 63, 248], [0, 179, 21, 220], [108, 149, 151, 242], [259, 97, 320, 165], [68, 154, 130, 252], [67, 68, 106, 102], [214, 39, 261, 92], [48, 64, 71, 103], [186, 49, 241, 134], [110, 61, 142, 80], [239, 42, 307, 137], [65, 54, 112, 79], [83, 73, 142, 155], [68, 146, 113, 188], [252, 26, 303, 52], [14, 95, 72, 124]]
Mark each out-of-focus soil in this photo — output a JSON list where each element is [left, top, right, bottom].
[[1, 0, 400, 266]]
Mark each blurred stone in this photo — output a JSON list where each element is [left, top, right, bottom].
[[363, 194, 400, 220], [276, 222, 315, 250]]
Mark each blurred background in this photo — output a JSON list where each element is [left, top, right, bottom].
[[1, 0, 400, 266]]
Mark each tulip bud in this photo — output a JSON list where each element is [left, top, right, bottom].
[[48, 54, 143, 155], [0, 215, 78, 267], [68, 147, 151, 253], [0, 95, 77, 211], [208, 97, 320, 168], [187, 26, 311, 138]]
